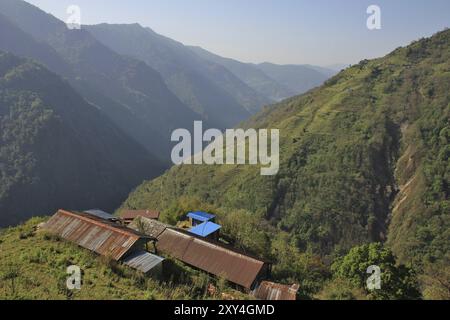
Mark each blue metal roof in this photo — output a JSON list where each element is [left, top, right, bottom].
[[187, 211, 216, 222], [84, 209, 115, 221], [189, 221, 221, 237]]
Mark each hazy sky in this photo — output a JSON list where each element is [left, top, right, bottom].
[[25, 0, 450, 66]]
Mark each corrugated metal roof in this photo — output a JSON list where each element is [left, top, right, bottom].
[[189, 221, 221, 237], [44, 210, 154, 261], [120, 210, 160, 220], [84, 209, 116, 221], [253, 281, 299, 300], [187, 212, 215, 222], [157, 228, 267, 289], [128, 217, 170, 238], [122, 251, 164, 274]]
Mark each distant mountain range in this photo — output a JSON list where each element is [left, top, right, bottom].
[[189, 46, 336, 102], [84, 23, 254, 126], [85, 23, 334, 119], [0, 0, 334, 226], [257, 62, 336, 97]]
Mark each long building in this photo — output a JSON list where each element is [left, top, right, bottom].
[[43, 210, 164, 274], [129, 217, 270, 290]]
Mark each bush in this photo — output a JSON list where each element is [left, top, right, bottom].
[[331, 243, 422, 300]]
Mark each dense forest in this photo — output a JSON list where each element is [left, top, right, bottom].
[[0, 52, 163, 227], [121, 30, 450, 299]]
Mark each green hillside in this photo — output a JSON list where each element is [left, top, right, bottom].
[[121, 30, 450, 298]]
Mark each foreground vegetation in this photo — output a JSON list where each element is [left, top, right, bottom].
[[0, 218, 248, 300]]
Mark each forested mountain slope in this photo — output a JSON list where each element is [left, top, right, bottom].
[[122, 30, 449, 277], [0, 0, 203, 161], [0, 52, 163, 227]]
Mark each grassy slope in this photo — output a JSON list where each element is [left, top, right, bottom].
[[0, 218, 249, 300], [121, 30, 449, 278]]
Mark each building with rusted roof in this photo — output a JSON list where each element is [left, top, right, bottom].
[[155, 228, 270, 290], [127, 215, 271, 290], [128, 216, 170, 239], [43, 210, 164, 274], [252, 281, 299, 300], [120, 210, 160, 223]]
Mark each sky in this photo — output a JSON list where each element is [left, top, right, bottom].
[[25, 0, 450, 67]]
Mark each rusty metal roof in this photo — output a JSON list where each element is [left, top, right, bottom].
[[156, 228, 267, 289], [43, 210, 154, 261], [128, 217, 170, 238], [120, 210, 160, 220], [122, 251, 164, 274], [252, 281, 299, 300]]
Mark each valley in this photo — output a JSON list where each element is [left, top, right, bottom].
[[0, 0, 448, 301]]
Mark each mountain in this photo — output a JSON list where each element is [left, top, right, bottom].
[[256, 62, 334, 95], [0, 12, 72, 77], [0, 0, 203, 161], [0, 52, 164, 227], [304, 65, 339, 78], [324, 64, 350, 72], [121, 30, 450, 295], [188, 46, 337, 101], [188, 46, 295, 101], [85, 23, 267, 124], [189, 47, 336, 101]]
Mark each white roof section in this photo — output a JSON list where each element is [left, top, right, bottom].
[[122, 251, 164, 274]]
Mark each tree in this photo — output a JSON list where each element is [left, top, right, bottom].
[[421, 257, 450, 300], [316, 278, 367, 300], [331, 243, 421, 300]]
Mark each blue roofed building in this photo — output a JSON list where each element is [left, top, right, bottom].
[[84, 209, 117, 221], [189, 221, 222, 240], [187, 211, 216, 226], [186, 211, 220, 240]]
